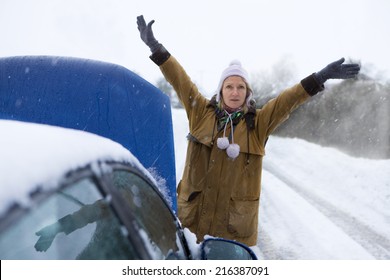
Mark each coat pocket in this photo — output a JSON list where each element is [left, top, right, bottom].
[[228, 197, 259, 238], [177, 180, 202, 229]]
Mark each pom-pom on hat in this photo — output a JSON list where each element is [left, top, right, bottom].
[[216, 60, 253, 106]]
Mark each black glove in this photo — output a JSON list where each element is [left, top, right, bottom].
[[315, 58, 360, 85], [137, 15, 162, 53]]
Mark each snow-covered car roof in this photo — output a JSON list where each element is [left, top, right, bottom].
[[0, 119, 154, 215]]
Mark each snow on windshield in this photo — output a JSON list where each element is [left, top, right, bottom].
[[0, 120, 152, 215]]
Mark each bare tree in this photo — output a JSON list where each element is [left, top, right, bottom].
[[155, 77, 182, 108], [251, 55, 297, 107]]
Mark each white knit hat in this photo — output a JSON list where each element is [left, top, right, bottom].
[[216, 60, 253, 107]]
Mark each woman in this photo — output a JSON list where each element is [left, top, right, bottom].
[[137, 15, 360, 246]]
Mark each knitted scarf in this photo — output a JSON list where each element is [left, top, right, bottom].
[[215, 107, 243, 131]]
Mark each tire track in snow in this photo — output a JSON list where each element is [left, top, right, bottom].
[[255, 231, 289, 259], [263, 161, 390, 259], [256, 223, 302, 260]]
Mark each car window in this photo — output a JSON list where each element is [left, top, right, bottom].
[[111, 170, 186, 260], [0, 177, 138, 259]]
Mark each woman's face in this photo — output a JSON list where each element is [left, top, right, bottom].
[[221, 76, 247, 109]]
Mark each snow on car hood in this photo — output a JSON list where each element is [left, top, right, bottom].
[[0, 119, 154, 215]]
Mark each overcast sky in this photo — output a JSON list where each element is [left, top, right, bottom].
[[1, 0, 389, 95]]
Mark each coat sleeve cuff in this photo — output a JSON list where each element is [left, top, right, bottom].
[[149, 45, 171, 66], [300, 73, 324, 96]]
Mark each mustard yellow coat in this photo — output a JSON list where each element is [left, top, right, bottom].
[[157, 55, 316, 246]]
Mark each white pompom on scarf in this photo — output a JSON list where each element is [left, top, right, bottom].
[[217, 110, 240, 159], [226, 143, 240, 159], [217, 137, 230, 150]]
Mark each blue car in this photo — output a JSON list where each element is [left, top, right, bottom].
[[0, 56, 256, 260]]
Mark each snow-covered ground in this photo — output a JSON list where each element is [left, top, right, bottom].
[[172, 108, 390, 260]]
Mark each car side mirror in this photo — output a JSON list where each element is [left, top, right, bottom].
[[201, 238, 257, 260]]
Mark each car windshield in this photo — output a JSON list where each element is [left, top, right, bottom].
[[0, 177, 138, 259], [111, 170, 186, 260]]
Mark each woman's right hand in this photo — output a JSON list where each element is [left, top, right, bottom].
[[137, 15, 161, 53]]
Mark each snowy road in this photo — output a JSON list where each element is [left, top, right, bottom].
[[256, 138, 390, 259], [262, 161, 390, 259], [172, 108, 390, 260]]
